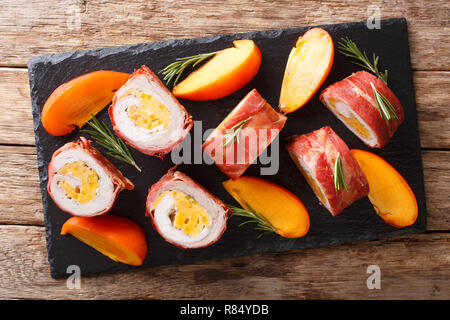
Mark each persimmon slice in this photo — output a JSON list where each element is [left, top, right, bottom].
[[223, 176, 309, 238], [42, 70, 129, 136], [61, 215, 148, 266], [351, 149, 418, 227], [173, 40, 261, 101], [279, 27, 334, 113]]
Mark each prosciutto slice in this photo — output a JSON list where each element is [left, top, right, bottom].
[[320, 71, 404, 148], [202, 89, 287, 179], [286, 126, 369, 216]]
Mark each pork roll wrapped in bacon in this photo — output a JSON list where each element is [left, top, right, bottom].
[[202, 89, 287, 179], [47, 137, 134, 217], [109, 66, 193, 158], [286, 126, 369, 216], [146, 169, 230, 249], [320, 71, 404, 148]]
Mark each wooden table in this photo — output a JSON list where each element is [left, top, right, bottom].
[[0, 0, 448, 299]]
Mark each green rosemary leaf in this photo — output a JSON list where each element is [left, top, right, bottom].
[[238, 220, 258, 227], [229, 204, 277, 239], [159, 51, 218, 86], [338, 37, 388, 84], [370, 82, 398, 122], [81, 114, 141, 172], [334, 153, 348, 192], [223, 116, 252, 147]]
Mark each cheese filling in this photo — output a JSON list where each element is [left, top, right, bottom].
[[57, 161, 99, 204], [153, 190, 211, 237], [122, 89, 171, 130], [327, 97, 371, 139]]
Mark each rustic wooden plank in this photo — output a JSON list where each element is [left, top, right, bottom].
[[0, 68, 34, 145], [422, 151, 450, 230], [0, 0, 449, 69], [0, 226, 447, 299], [0, 145, 43, 225], [0, 145, 448, 231], [414, 71, 450, 149], [0, 68, 449, 148]]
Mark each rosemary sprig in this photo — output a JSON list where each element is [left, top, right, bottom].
[[338, 37, 388, 84], [229, 204, 277, 239], [81, 114, 141, 172], [370, 82, 398, 122], [159, 51, 219, 86], [334, 153, 347, 192], [223, 116, 252, 147]]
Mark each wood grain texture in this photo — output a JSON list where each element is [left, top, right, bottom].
[[0, 225, 447, 299], [414, 71, 450, 149], [0, 0, 449, 69], [0, 145, 43, 225], [422, 151, 450, 230], [0, 68, 449, 149], [0, 145, 447, 230]]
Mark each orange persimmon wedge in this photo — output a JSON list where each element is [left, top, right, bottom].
[[172, 40, 261, 101], [42, 70, 129, 136], [223, 176, 310, 238], [279, 27, 334, 113], [61, 215, 148, 266], [351, 149, 418, 228]]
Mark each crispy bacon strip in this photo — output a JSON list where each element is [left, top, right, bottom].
[[286, 127, 369, 216], [202, 89, 287, 179], [320, 71, 404, 148]]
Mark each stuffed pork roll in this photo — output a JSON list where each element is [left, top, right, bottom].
[[109, 66, 193, 158], [47, 137, 134, 217], [286, 126, 369, 216], [202, 89, 287, 179], [146, 169, 230, 249], [320, 71, 404, 148]]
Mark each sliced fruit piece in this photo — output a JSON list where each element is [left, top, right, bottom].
[[42, 70, 130, 136], [61, 215, 148, 266], [279, 27, 334, 113], [172, 40, 261, 101], [223, 176, 309, 238], [351, 149, 418, 227]]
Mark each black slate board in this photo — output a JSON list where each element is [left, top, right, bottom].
[[28, 18, 427, 279]]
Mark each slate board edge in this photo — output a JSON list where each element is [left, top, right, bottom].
[[26, 17, 427, 279], [27, 18, 407, 72], [401, 20, 428, 231]]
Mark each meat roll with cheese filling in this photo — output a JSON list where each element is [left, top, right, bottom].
[[146, 169, 230, 249], [286, 126, 369, 216], [109, 66, 193, 158], [47, 137, 134, 217], [320, 71, 404, 148], [202, 89, 287, 179]]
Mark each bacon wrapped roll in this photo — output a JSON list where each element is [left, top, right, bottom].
[[47, 137, 134, 217], [109, 66, 193, 158], [320, 71, 404, 148], [146, 169, 230, 249], [202, 89, 287, 179], [286, 126, 369, 216]]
